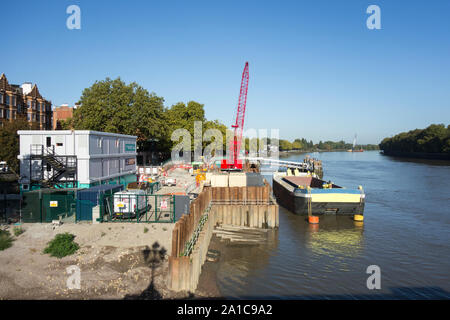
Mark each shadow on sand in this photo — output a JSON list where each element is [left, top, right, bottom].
[[124, 241, 167, 300]]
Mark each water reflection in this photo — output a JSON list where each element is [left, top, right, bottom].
[[304, 216, 365, 259]]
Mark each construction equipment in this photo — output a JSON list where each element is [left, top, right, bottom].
[[221, 62, 249, 170]]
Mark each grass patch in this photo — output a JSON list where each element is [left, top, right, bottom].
[[0, 229, 14, 251], [13, 226, 25, 237], [144, 227, 149, 233], [43, 233, 80, 258]]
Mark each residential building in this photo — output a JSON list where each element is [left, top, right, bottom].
[[53, 104, 74, 129], [0, 73, 52, 129], [18, 130, 137, 191]]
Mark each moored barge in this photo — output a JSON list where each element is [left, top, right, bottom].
[[272, 172, 365, 215]]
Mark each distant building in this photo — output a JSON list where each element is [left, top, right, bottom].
[[0, 73, 52, 129], [53, 104, 74, 129], [17, 130, 137, 191]]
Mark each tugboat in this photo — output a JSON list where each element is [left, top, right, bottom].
[[272, 171, 365, 215]]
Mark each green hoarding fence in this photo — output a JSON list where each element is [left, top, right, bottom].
[[20, 183, 168, 223], [101, 193, 175, 223], [21, 189, 77, 223]]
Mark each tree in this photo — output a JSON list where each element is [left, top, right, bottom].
[[58, 117, 74, 130], [279, 139, 293, 151], [379, 124, 449, 153], [0, 116, 39, 173], [164, 101, 227, 152], [72, 77, 165, 149], [292, 139, 303, 150]]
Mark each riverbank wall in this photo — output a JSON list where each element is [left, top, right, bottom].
[[168, 182, 278, 292]]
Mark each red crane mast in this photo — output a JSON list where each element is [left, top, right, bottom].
[[221, 62, 249, 170]]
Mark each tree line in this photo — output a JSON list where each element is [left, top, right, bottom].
[[246, 138, 379, 152], [379, 124, 450, 154]]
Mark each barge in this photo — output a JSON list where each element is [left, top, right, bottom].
[[272, 172, 365, 215]]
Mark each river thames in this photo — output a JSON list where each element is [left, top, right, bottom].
[[200, 151, 450, 299]]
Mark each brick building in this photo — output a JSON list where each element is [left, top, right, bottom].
[[53, 104, 74, 129], [0, 73, 52, 129]]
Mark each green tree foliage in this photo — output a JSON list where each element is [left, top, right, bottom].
[[279, 139, 293, 151], [72, 77, 166, 148], [58, 117, 74, 130], [379, 124, 450, 153], [292, 139, 303, 150], [164, 101, 228, 151], [244, 137, 264, 154], [72, 78, 227, 154], [0, 116, 38, 173]]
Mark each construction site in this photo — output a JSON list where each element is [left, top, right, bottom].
[[0, 62, 286, 298]]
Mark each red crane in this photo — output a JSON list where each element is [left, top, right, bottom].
[[221, 62, 249, 170]]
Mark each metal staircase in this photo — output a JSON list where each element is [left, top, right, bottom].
[[30, 144, 77, 189]]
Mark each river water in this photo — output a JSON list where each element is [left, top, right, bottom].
[[201, 151, 450, 299]]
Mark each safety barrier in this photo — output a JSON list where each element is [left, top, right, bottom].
[[101, 193, 176, 223]]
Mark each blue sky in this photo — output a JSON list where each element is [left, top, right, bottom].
[[1, 0, 449, 144]]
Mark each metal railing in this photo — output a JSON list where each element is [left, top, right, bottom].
[[101, 193, 176, 223]]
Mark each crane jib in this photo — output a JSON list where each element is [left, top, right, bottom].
[[222, 62, 249, 170]]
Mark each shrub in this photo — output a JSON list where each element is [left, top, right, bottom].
[[43, 233, 80, 258], [13, 226, 25, 237], [0, 229, 14, 251], [144, 227, 149, 233]]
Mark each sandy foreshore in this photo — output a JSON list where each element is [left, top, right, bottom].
[[0, 222, 216, 299]]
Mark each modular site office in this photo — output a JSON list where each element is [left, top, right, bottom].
[[17, 130, 138, 191]]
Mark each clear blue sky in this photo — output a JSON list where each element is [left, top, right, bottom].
[[1, 0, 449, 144]]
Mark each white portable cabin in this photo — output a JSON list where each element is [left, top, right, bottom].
[[18, 130, 138, 190]]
